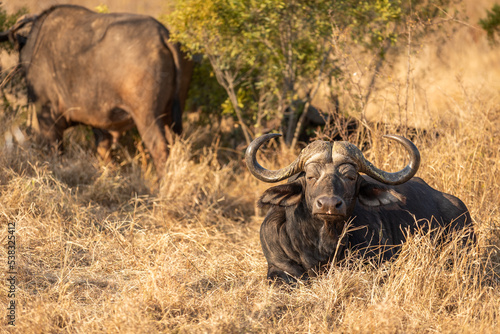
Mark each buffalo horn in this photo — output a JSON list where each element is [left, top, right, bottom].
[[245, 134, 303, 183], [0, 31, 9, 42], [0, 14, 37, 45], [355, 134, 420, 185], [10, 14, 37, 34]]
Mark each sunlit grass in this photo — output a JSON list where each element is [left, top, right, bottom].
[[0, 1, 499, 332], [0, 88, 498, 332]]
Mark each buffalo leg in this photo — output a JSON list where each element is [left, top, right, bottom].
[[37, 104, 67, 153], [161, 99, 179, 146], [93, 128, 114, 162], [267, 263, 308, 285], [133, 114, 169, 176], [260, 213, 308, 284], [93, 129, 125, 163]]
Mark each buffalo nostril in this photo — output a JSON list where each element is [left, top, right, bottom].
[[316, 199, 324, 209], [314, 196, 345, 215]]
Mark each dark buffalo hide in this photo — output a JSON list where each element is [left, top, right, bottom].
[[246, 134, 473, 284]]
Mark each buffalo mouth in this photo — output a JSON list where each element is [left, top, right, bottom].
[[314, 213, 345, 222]]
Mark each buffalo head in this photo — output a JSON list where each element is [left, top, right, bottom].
[[0, 14, 37, 50], [246, 134, 420, 227]]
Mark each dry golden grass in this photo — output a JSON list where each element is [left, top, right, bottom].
[[0, 95, 498, 333], [1, 1, 499, 333]]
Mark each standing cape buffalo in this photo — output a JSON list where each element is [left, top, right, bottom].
[[0, 5, 194, 174], [246, 134, 473, 283]]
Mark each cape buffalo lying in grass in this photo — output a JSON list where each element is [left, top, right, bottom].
[[246, 134, 473, 283], [0, 5, 193, 175]]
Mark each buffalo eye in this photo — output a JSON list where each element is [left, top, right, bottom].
[[305, 164, 320, 183], [307, 174, 318, 182], [306, 171, 320, 183], [338, 164, 357, 181]]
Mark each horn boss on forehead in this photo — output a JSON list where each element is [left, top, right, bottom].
[[245, 133, 332, 183], [331, 134, 420, 185], [245, 134, 420, 185]]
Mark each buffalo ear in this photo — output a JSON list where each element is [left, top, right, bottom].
[[15, 34, 28, 50], [258, 180, 303, 207], [358, 180, 406, 207]]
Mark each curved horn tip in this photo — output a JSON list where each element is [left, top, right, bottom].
[[0, 31, 10, 42], [383, 132, 419, 147], [382, 134, 420, 153], [358, 133, 421, 185], [263, 133, 282, 139], [382, 134, 407, 141], [245, 133, 281, 153], [386, 133, 421, 180], [245, 133, 302, 183], [258, 133, 282, 141]]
